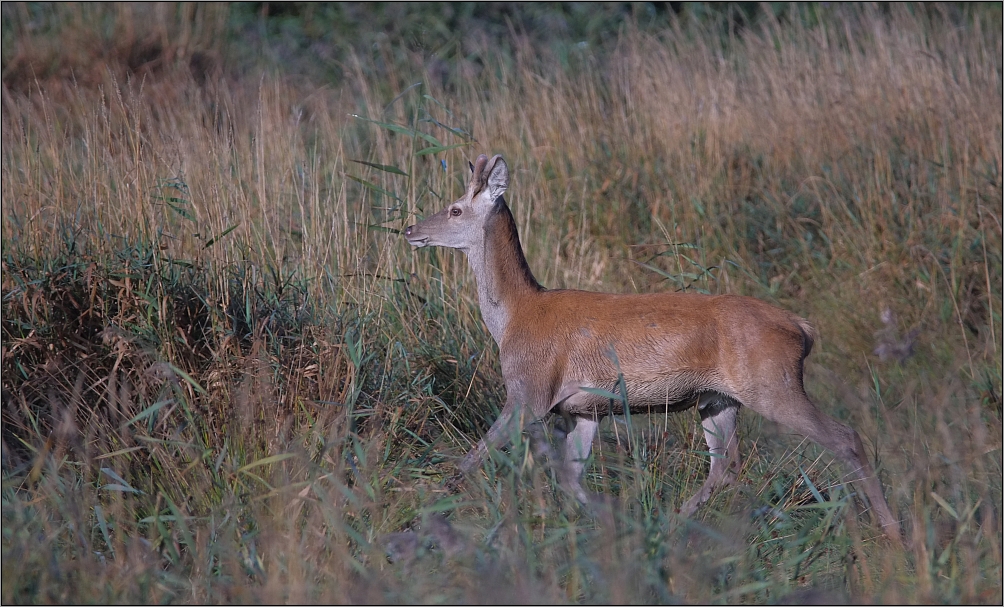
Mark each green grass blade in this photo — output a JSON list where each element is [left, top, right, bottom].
[[414, 143, 468, 156], [579, 386, 621, 400], [930, 491, 960, 520], [798, 465, 826, 504], [203, 224, 239, 249], [168, 363, 207, 395], [119, 398, 173, 429], [237, 452, 295, 474], [414, 130, 442, 146], [93, 505, 116, 559], [349, 114, 416, 137], [345, 174, 402, 201], [349, 159, 409, 176]]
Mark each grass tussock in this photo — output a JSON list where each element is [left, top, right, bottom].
[[2, 3, 1002, 603]]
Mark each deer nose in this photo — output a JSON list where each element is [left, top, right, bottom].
[[405, 225, 414, 236]]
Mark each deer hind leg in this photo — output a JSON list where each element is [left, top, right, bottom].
[[752, 389, 902, 543], [558, 415, 599, 504], [680, 396, 742, 517]]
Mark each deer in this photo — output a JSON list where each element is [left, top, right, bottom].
[[404, 153, 902, 543]]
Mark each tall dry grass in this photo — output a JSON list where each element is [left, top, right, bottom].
[[2, 3, 1001, 603]]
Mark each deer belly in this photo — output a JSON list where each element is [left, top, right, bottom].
[[554, 374, 711, 416]]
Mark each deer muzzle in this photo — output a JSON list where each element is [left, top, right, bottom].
[[404, 224, 429, 247]]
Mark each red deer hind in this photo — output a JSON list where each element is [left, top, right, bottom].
[[405, 153, 901, 542]]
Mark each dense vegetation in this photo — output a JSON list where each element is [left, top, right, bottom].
[[2, 2, 1001, 603]]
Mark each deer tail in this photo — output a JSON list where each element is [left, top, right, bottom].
[[794, 316, 818, 357]]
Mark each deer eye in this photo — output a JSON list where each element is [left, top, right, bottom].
[[450, 207, 462, 217]]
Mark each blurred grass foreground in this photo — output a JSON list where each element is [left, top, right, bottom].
[[2, 2, 1002, 603]]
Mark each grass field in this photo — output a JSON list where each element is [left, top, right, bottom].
[[2, 3, 1002, 603]]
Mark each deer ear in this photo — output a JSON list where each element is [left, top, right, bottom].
[[485, 155, 508, 202], [469, 160, 475, 173], [468, 154, 490, 200]]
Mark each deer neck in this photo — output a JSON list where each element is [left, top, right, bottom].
[[465, 200, 542, 345]]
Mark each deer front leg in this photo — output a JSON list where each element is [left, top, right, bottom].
[[458, 401, 518, 475], [448, 404, 517, 492]]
